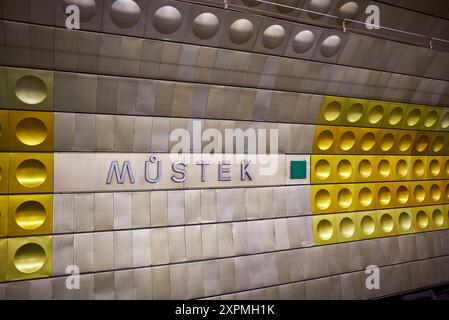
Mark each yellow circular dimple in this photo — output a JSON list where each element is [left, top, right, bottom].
[[416, 210, 429, 229], [15, 159, 47, 188], [323, 101, 342, 122], [361, 215, 376, 235], [432, 136, 445, 152], [378, 159, 391, 178], [406, 109, 421, 127], [360, 132, 376, 152], [415, 135, 430, 152], [15, 201, 47, 230], [339, 131, 356, 151], [16, 118, 48, 146], [337, 159, 352, 180], [380, 134, 394, 152], [315, 159, 331, 180], [398, 134, 413, 152], [380, 214, 394, 233], [359, 187, 373, 207], [315, 189, 331, 210], [429, 159, 441, 177], [424, 110, 438, 128], [440, 113, 449, 129], [414, 185, 426, 203], [13, 243, 46, 274], [378, 186, 392, 205], [445, 160, 449, 175], [367, 105, 384, 124], [433, 209, 444, 227], [317, 219, 334, 241], [346, 103, 363, 123], [430, 184, 441, 201], [413, 159, 425, 177], [396, 159, 408, 178], [388, 107, 403, 125], [339, 217, 355, 239], [399, 212, 412, 231], [445, 184, 449, 201], [337, 188, 353, 209], [317, 130, 334, 151], [396, 185, 409, 204], [358, 159, 373, 179], [14, 75, 48, 105]]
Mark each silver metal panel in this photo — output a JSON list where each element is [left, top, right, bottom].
[[253, 17, 293, 56], [150, 191, 168, 227], [185, 189, 201, 224], [94, 272, 115, 300], [152, 266, 171, 299], [132, 192, 151, 228], [150, 228, 169, 265], [117, 77, 138, 115], [4, 21, 30, 67], [51, 277, 74, 300], [93, 192, 114, 231], [263, 252, 279, 286], [217, 223, 234, 258], [201, 189, 217, 223], [133, 229, 151, 267], [95, 114, 115, 151], [114, 115, 134, 151], [168, 226, 186, 263], [114, 230, 133, 269], [54, 29, 77, 72], [136, 78, 156, 115], [140, 39, 162, 79], [247, 220, 262, 254], [30, 25, 54, 69], [54, 0, 104, 32], [114, 270, 134, 300], [52, 234, 74, 276], [159, 43, 181, 80], [177, 45, 199, 82], [75, 73, 97, 113], [54, 71, 76, 112], [120, 37, 143, 77], [114, 192, 133, 229], [168, 190, 185, 226], [77, 31, 100, 73], [74, 233, 94, 273], [203, 260, 221, 297], [232, 222, 248, 256], [187, 262, 204, 299], [185, 225, 203, 261], [184, 4, 226, 47], [133, 268, 152, 299], [202, 224, 219, 259], [275, 218, 290, 250], [54, 112, 75, 151], [6, 281, 30, 300], [260, 219, 276, 252], [170, 264, 188, 300], [132, 116, 152, 152], [53, 194, 74, 233], [151, 116, 170, 152], [216, 189, 232, 222], [219, 11, 262, 51], [249, 254, 265, 289], [94, 231, 113, 271], [96, 76, 118, 114], [99, 34, 122, 75], [73, 193, 94, 232]]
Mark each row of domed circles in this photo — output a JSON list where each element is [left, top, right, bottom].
[[63, 1, 342, 57]]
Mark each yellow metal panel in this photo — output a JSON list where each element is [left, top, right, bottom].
[[428, 205, 446, 231], [402, 104, 423, 130], [318, 96, 347, 126], [393, 156, 412, 181], [374, 183, 395, 210], [0, 153, 9, 194], [442, 205, 449, 229], [363, 100, 387, 128], [333, 184, 356, 213], [313, 126, 338, 154], [8, 194, 53, 236], [312, 214, 337, 245], [0, 196, 8, 237], [332, 156, 355, 183], [356, 211, 380, 240], [441, 157, 449, 180], [428, 180, 444, 205], [384, 102, 407, 129], [437, 110, 449, 131], [8, 110, 54, 151], [442, 180, 449, 203], [9, 153, 54, 194], [410, 156, 427, 180], [6, 236, 52, 281], [0, 110, 9, 150], [311, 155, 333, 184], [413, 131, 433, 155], [311, 185, 335, 214], [358, 128, 379, 154], [393, 208, 415, 235], [335, 213, 359, 243], [412, 206, 432, 233], [373, 156, 395, 181], [411, 181, 429, 206], [354, 183, 375, 211], [376, 210, 398, 237], [428, 132, 449, 156], [393, 182, 412, 208], [376, 129, 400, 154], [420, 106, 441, 131], [341, 98, 368, 127], [0, 238, 6, 282], [6, 67, 54, 111], [354, 156, 376, 182], [336, 127, 358, 154], [396, 130, 416, 155]]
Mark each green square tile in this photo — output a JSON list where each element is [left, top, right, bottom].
[[290, 160, 307, 179]]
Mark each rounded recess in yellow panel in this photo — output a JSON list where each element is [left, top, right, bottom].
[[0, 110, 9, 150], [357, 212, 379, 239], [359, 130, 377, 153], [438, 112, 449, 130], [412, 183, 427, 205], [379, 132, 395, 153], [312, 156, 332, 183], [0, 196, 8, 237], [386, 105, 405, 127], [404, 107, 422, 129], [364, 102, 386, 127], [312, 185, 334, 214], [9, 153, 54, 194], [397, 132, 415, 153], [313, 127, 336, 153], [336, 186, 354, 211], [8, 111, 54, 151], [395, 158, 410, 180], [7, 194, 53, 236], [430, 135, 446, 154], [376, 158, 393, 180], [0, 153, 10, 194], [377, 184, 393, 207], [378, 211, 397, 237], [344, 99, 368, 125], [413, 133, 431, 154], [336, 214, 358, 242], [6, 236, 52, 281], [444, 181, 449, 202], [356, 157, 374, 181], [431, 207, 446, 230], [429, 182, 443, 203], [335, 157, 354, 181], [396, 184, 410, 206], [394, 209, 414, 234], [355, 184, 374, 210], [411, 157, 427, 180], [319, 97, 347, 125], [312, 214, 337, 245], [422, 108, 440, 130], [413, 208, 430, 231], [338, 129, 357, 152], [428, 157, 442, 179]]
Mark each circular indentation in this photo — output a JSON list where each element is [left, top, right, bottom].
[[398, 134, 413, 152], [380, 133, 394, 152], [153, 6, 182, 34], [339, 217, 355, 239], [339, 131, 356, 151], [378, 186, 392, 205], [315, 159, 331, 180], [396, 159, 408, 178], [430, 184, 441, 201], [416, 210, 429, 229], [337, 1, 360, 19], [317, 130, 334, 151], [399, 212, 412, 231], [433, 209, 444, 227], [380, 214, 394, 233], [396, 185, 409, 204], [16, 118, 48, 146], [413, 159, 425, 177], [367, 105, 384, 124], [388, 107, 403, 125], [192, 12, 219, 40], [262, 24, 286, 49], [229, 19, 254, 44], [16, 159, 47, 188], [337, 159, 352, 179], [292, 30, 315, 53], [15, 201, 47, 230], [415, 135, 430, 152], [440, 113, 449, 129], [337, 188, 353, 209], [13, 243, 46, 274], [63, 0, 97, 22], [424, 110, 438, 128], [315, 189, 331, 210], [358, 159, 373, 179], [429, 159, 441, 177], [110, 0, 141, 28], [378, 159, 391, 178], [361, 215, 375, 235], [446, 184, 449, 200], [359, 187, 373, 207], [445, 160, 449, 175], [320, 35, 342, 58], [347, 103, 363, 123], [406, 109, 421, 127], [414, 185, 426, 203], [14, 76, 48, 105], [317, 219, 333, 241], [432, 136, 444, 152], [308, 0, 332, 18], [323, 101, 342, 122], [361, 132, 375, 152]]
